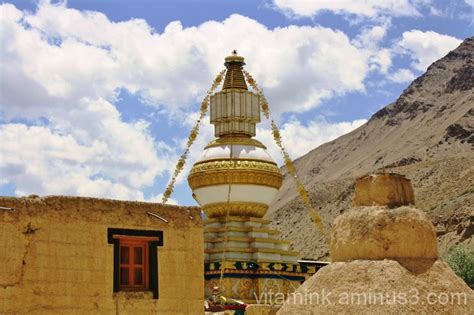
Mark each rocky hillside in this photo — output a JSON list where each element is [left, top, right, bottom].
[[267, 37, 474, 260]]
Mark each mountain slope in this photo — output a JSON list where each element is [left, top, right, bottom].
[[267, 37, 474, 260]]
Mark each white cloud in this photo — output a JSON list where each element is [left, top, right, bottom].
[[147, 193, 179, 205], [354, 23, 389, 49], [397, 30, 462, 72], [5, 2, 373, 116], [257, 118, 367, 163], [0, 114, 178, 200], [273, 0, 427, 18], [174, 111, 215, 186], [0, 2, 179, 199], [0, 123, 160, 200], [352, 21, 392, 74], [2, 2, 433, 202], [370, 48, 392, 74], [390, 68, 416, 83]]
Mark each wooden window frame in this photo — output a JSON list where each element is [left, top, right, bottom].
[[107, 228, 163, 299], [118, 237, 149, 290]]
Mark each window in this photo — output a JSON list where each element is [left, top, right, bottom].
[[107, 228, 163, 299], [119, 238, 148, 290]]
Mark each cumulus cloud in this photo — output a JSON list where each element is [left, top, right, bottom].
[[390, 68, 417, 83], [0, 123, 164, 200], [0, 105, 177, 199], [352, 20, 392, 74], [147, 193, 179, 205], [396, 30, 462, 72], [273, 0, 427, 18], [7, 2, 374, 116], [0, 3, 178, 199], [4, 1, 444, 202], [257, 118, 367, 163]]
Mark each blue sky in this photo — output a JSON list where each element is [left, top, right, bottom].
[[0, 0, 472, 205]]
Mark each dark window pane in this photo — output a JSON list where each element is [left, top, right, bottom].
[[120, 267, 129, 285], [134, 247, 143, 264], [134, 268, 143, 285], [120, 246, 129, 264]]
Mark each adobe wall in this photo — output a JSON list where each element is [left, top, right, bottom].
[[0, 195, 203, 314]]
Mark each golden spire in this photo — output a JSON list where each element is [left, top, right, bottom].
[[209, 51, 260, 138], [222, 50, 248, 90]]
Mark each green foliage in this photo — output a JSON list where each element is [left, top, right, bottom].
[[447, 245, 474, 289]]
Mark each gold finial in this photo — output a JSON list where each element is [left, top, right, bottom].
[[224, 50, 245, 65], [223, 50, 247, 90]]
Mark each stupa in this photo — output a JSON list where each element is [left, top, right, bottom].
[[188, 53, 317, 302], [278, 173, 473, 314]]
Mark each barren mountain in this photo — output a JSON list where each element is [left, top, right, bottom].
[[267, 37, 474, 260]]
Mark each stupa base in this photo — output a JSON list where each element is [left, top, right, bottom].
[[204, 260, 319, 303], [203, 217, 325, 302], [204, 216, 299, 264]]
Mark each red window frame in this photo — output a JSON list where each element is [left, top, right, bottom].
[[118, 237, 149, 290]]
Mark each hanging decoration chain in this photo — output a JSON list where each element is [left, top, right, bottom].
[[161, 69, 227, 204], [219, 135, 234, 286], [243, 70, 324, 232]]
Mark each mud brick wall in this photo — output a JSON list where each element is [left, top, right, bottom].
[[0, 196, 203, 314], [354, 173, 415, 208]]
